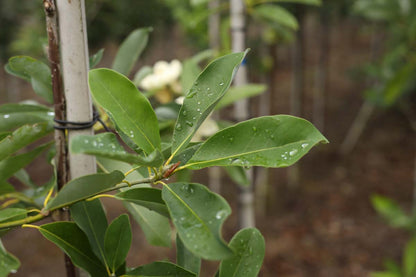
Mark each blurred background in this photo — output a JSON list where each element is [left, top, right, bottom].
[[1, 0, 416, 276]]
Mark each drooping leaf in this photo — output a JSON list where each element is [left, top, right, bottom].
[[0, 208, 27, 223], [71, 133, 163, 167], [115, 188, 169, 218], [6, 56, 53, 103], [224, 166, 250, 187], [171, 51, 248, 158], [127, 261, 196, 277], [112, 27, 151, 76], [371, 195, 413, 230], [219, 228, 265, 277], [97, 157, 172, 247], [90, 49, 104, 69], [176, 235, 201, 275], [403, 237, 416, 277], [253, 5, 299, 30], [0, 103, 53, 132], [45, 171, 125, 210], [89, 68, 161, 154], [104, 214, 132, 273], [215, 84, 266, 110], [162, 183, 233, 260], [0, 240, 19, 277], [38, 222, 108, 277], [185, 115, 328, 170], [0, 143, 52, 182], [70, 199, 108, 266], [0, 122, 53, 161]]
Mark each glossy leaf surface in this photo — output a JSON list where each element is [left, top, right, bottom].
[[6, 56, 53, 103], [185, 115, 328, 170], [0, 240, 19, 277], [112, 27, 151, 76], [127, 261, 196, 277], [176, 235, 201, 275], [0, 104, 53, 132], [71, 133, 163, 167], [46, 171, 125, 210], [104, 214, 132, 273], [219, 228, 265, 277], [38, 222, 108, 277], [171, 51, 248, 157], [162, 183, 233, 260], [115, 188, 169, 217], [89, 68, 161, 154], [70, 199, 108, 265], [0, 122, 53, 161]]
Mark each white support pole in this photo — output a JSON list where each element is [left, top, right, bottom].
[[230, 0, 255, 228], [56, 0, 96, 179]]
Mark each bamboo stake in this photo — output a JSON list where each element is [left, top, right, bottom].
[[230, 0, 255, 228], [42, 1, 75, 276]]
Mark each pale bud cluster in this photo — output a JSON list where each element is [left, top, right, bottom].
[[140, 60, 182, 94]]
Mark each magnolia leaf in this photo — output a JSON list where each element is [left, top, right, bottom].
[[371, 195, 413, 230], [185, 115, 328, 170], [89, 68, 161, 154], [0, 182, 15, 196], [253, 5, 299, 30], [219, 228, 265, 277], [0, 122, 53, 161], [38, 222, 108, 277], [6, 56, 53, 103], [71, 133, 163, 167], [45, 171, 125, 210], [90, 49, 104, 69], [128, 261, 196, 277], [224, 166, 250, 187], [70, 199, 108, 266], [115, 188, 169, 217], [171, 51, 248, 158], [112, 27, 151, 76], [0, 240, 19, 277], [0, 103, 53, 132], [162, 183, 233, 260], [177, 235, 201, 275], [404, 237, 416, 276], [0, 208, 27, 223], [104, 214, 132, 273], [216, 84, 266, 110]]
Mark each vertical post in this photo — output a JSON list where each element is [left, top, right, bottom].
[[56, 0, 96, 179], [230, 0, 255, 228], [43, 1, 76, 276]]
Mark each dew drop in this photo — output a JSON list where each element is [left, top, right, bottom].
[[289, 149, 298, 156], [252, 126, 257, 132], [185, 121, 193, 127], [84, 139, 89, 143], [182, 110, 187, 116], [186, 90, 197, 98], [197, 101, 201, 105], [92, 141, 97, 147], [192, 116, 196, 120], [47, 111, 54, 116], [301, 143, 309, 149], [207, 87, 210, 91], [176, 123, 182, 131], [229, 137, 234, 142], [219, 82, 224, 86], [3, 114, 10, 119], [197, 108, 201, 112], [216, 210, 227, 219]]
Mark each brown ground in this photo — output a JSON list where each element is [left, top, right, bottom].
[[2, 16, 415, 277]]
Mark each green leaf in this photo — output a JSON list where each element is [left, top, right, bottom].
[[171, 51, 248, 157], [0, 103, 53, 132], [90, 49, 104, 69], [185, 115, 328, 170], [0, 122, 53, 161], [112, 27, 151, 76], [71, 133, 163, 167], [115, 188, 169, 218], [14, 169, 36, 188], [104, 214, 132, 273], [38, 222, 108, 277], [70, 199, 108, 266], [0, 182, 15, 196], [219, 228, 265, 277], [370, 272, 402, 277], [128, 261, 196, 277], [89, 68, 161, 154], [216, 84, 266, 110], [0, 143, 52, 182], [224, 166, 250, 187], [371, 195, 413, 230], [257, 0, 321, 5], [45, 171, 125, 210], [162, 183, 233, 260], [6, 56, 53, 103], [0, 208, 27, 223], [181, 59, 201, 95], [0, 240, 19, 277], [253, 5, 299, 30], [97, 157, 172, 247], [404, 237, 416, 277], [176, 235, 201, 275]]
